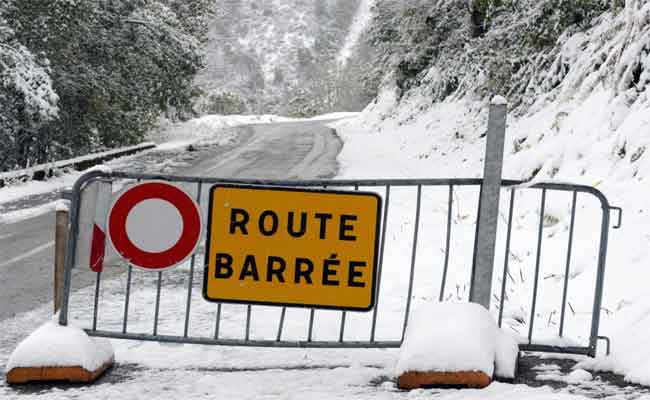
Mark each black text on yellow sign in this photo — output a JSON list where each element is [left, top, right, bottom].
[[203, 185, 382, 311]]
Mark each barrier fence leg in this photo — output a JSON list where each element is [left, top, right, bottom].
[[6, 198, 113, 385], [470, 96, 508, 309], [54, 208, 69, 314]]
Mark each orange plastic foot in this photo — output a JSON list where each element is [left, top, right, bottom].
[[6, 360, 113, 385], [398, 370, 492, 390]]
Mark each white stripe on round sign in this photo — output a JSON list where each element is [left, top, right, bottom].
[[125, 198, 184, 253]]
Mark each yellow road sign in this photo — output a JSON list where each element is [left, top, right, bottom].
[[203, 185, 382, 311]]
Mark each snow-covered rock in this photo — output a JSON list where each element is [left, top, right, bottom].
[[565, 369, 593, 384], [6, 320, 114, 372]]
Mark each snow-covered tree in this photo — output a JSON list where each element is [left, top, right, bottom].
[[0, 7, 58, 170], [1, 0, 208, 170], [352, 0, 623, 109], [196, 0, 361, 117]]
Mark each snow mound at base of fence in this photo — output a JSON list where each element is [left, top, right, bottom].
[[495, 329, 520, 379], [396, 302, 518, 379], [6, 319, 113, 371], [575, 297, 650, 386]]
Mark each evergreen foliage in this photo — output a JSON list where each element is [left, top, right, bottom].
[[352, 0, 619, 108], [0, 0, 210, 171]]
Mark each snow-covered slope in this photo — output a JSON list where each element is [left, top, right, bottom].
[[334, 0, 650, 385], [195, 0, 360, 115], [337, 0, 375, 67]]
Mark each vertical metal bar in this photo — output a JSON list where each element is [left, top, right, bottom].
[[60, 173, 101, 326], [498, 189, 516, 327], [183, 258, 196, 336], [122, 265, 133, 334], [337, 184, 360, 343], [92, 272, 102, 331], [559, 191, 578, 337], [371, 186, 391, 342], [589, 202, 612, 356], [402, 185, 422, 340], [121, 178, 142, 333], [470, 98, 508, 308], [245, 305, 252, 341], [183, 182, 203, 338], [214, 304, 222, 339], [276, 307, 287, 341], [339, 312, 346, 342], [307, 309, 315, 342], [439, 185, 454, 302], [528, 189, 547, 344], [153, 271, 162, 335]]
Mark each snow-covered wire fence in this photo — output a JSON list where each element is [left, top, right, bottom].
[[57, 170, 622, 358]]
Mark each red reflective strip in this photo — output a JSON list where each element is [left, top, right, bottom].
[[108, 182, 201, 270], [90, 224, 106, 273]]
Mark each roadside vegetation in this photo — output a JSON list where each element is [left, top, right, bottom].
[[0, 0, 211, 172]]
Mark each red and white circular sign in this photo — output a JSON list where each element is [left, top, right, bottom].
[[107, 181, 202, 271]]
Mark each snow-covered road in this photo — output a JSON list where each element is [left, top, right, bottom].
[[2, 117, 649, 399], [0, 120, 341, 321]]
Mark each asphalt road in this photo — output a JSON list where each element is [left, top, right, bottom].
[[0, 120, 342, 322]]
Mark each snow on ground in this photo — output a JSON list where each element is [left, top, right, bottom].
[[0, 113, 345, 225], [0, 269, 606, 400], [331, 95, 613, 355], [0, 202, 57, 224], [332, 86, 650, 382], [331, 10, 650, 385], [537, 369, 594, 385], [151, 114, 294, 151], [0, 112, 358, 218]]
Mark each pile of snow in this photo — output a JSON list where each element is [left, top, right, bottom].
[[6, 320, 113, 372], [332, 0, 650, 386], [576, 303, 650, 386], [536, 368, 593, 385], [305, 112, 360, 121], [153, 113, 358, 151], [0, 202, 57, 224], [396, 302, 519, 379], [152, 114, 294, 150]]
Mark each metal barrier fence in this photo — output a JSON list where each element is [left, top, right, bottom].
[[59, 170, 622, 357]]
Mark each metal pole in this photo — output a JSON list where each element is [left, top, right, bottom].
[[469, 96, 508, 308], [54, 207, 69, 314]]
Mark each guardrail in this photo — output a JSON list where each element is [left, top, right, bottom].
[[0, 142, 156, 188]]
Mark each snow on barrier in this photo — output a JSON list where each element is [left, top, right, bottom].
[[0, 142, 156, 188], [4, 102, 622, 389], [6, 320, 114, 384], [396, 302, 519, 389]]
